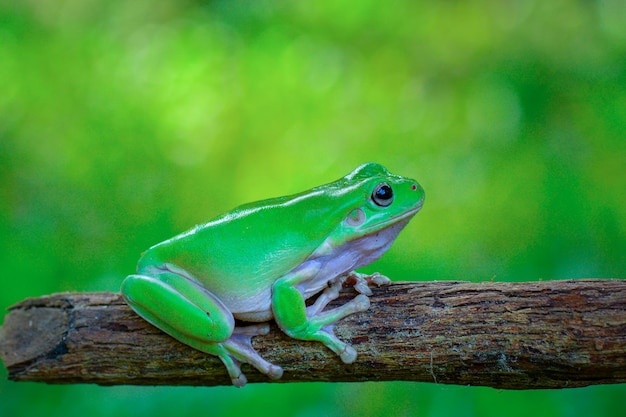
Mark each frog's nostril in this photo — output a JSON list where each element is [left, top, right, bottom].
[[411, 184, 417, 191]]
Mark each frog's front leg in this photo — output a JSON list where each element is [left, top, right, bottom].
[[121, 266, 282, 387], [272, 263, 370, 364]]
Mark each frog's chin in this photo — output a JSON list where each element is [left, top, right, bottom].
[[307, 212, 412, 280], [310, 204, 422, 262]]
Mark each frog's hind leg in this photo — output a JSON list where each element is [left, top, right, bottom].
[[121, 268, 280, 387]]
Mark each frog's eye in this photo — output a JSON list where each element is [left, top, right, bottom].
[[372, 182, 393, 207]]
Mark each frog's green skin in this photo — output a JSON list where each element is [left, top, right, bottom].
[[121, 163, 424, 386]]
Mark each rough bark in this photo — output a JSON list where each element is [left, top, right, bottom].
[[1, 279, 625, 389]]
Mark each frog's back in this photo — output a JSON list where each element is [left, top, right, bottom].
[[138, 188, 357, 301]]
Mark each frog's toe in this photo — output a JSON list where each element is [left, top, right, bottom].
[[368, 272, 391, 287], [231, 372, 247, 388], [353, 294, 370, 312], [339, 345, 357, 364], [344, 271, 390, 294], [219, 353, 248, 387], [353, 280, 373, 296], [267, 364, 284, 380]]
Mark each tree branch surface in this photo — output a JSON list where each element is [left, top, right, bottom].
[[1, 279, 625, 389]]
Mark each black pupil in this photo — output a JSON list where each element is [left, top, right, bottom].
[[376, 185, 392, 201]]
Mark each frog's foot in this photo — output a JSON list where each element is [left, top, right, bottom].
[[343, 271, 391, 296], [298, 292, 370, 364], [211, 325, 281, 388], [217, 352, 247, 388], [223, 325, 283, 384]]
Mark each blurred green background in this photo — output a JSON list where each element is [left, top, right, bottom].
[[1, 0, 625, 416]]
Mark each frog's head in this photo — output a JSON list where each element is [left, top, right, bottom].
[[337, 163, 424, 240], [310, 162, 423, 264], [283, 162, 424, 264]]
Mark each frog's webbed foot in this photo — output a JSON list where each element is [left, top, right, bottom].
[[343, 271, 391, 296], [222, 323, 283, 387]]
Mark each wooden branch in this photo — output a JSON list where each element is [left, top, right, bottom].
[[1, 279, 625, 389]]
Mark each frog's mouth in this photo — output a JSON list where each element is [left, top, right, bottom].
[[361, 202, 423, 233], [390, 198, 424, 221], [386, 205, 422, 225]]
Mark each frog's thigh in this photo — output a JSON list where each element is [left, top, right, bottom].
[[122, 272, 235, 344]]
